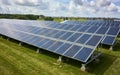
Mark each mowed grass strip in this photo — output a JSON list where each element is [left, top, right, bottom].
[[0, 38, 93, 75]]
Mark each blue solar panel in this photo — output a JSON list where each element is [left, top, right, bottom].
[[30, 37, 44, 44], [48, 30, 59, 37], [96, 27, 109, 34], [74, 47, 93, 62], [39, 29, 50, 35], [107, 28, 120, 36], [86, 35, 102, 46], [55, 43, 72, 54], [70, 25, 82, 31], [63, 25, 74, 30], [64, 45, 81, 57], [35, 39, 50, 47], [59, 32, 73, 40], [87, 26, 99, 33], [52, 31, 66, 38], [48, 41, 64, 51], [30, 28, 42, 34], [76, 34, 91, 44], [35, 28, 46, 35], [77, 26, 90, 32], [56, 24, 66, 29], [49, 24, 58, 28], [102, 36, 116, 45], [67, 33, 82, 42], [41, 40, 55, 49], [44, 29, 55, 36]]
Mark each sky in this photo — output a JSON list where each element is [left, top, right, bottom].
[[0, 0, 120, 18]]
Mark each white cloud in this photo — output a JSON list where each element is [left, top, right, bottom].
[[90, 1, 95, 7], [96, 0, 111, 7], [0, 0, 120, 18], [107, 3, 118, 12], [14, 0, 40, 6]]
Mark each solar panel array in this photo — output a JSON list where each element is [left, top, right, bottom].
[[62, 20, 120, 45], [0, 19, 119, 63]]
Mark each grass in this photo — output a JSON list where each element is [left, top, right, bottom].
[[0, 37, 120, 75]]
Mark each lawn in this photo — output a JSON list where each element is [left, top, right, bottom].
[[0, 37, 120, 75]]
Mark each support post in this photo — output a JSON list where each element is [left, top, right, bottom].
[[19, 42, 22, 46], [57, 56, 62, 63], [7, 38, 9, 41], [109, 46, 113, 50], [66, 59, 69, 62], [81, 64, 86, 72], [94, 58, 100, 63], [36, 48, 39, 53], [0, 36, 2, 38]]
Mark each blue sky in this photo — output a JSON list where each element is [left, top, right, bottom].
[[0, 0, 120, 18]]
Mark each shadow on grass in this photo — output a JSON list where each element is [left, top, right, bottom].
[[113, 41, 120, 51], [87, 53, 117, 75], [38, 49, 82, 68]]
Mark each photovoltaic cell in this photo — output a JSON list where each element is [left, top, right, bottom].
[[96, 27, 108, 34], [48, 41, 64, 51], [74, 47, 93, 62], [76, 34, 91, 44], [63, 25, 74, 30], [102, 36, 115, 45], [55, 43, 72, 54], [59, 32, 73, 40], [53, 31, 66, 38], [70, 25, 82, 31], [86, 35, 102, 46], [64, 45, 81, 57], [77, 26, 90, 32], [41, 40, 55, 49], [35, 39, 50, 47], [31, 37, 44, 44], [87, 26, 99, 33], [67, 33, 82, 42], [107, 28, 120, 36]]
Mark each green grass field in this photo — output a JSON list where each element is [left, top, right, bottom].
[[0, 37, 120, 75]]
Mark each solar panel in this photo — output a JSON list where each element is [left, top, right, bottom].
[[41, 40, 55, 49], [52, 31, 66, 38], [62, 20, 120, 46], [87, 26, 100, 33], [64, 45, 82, 57], [55, 43, 72, 54], [59, 32, 73, 40], [0, 19, 119, 63], [76, 34, 91, 44], [63, 25, 74, 30], [102, 36, 116, 45], [107, 28, 120, 36], [48, 41, 64, 51], [86, 35, 102, 46], [74, 47, 93, 62], [70, 25, 82, 31], [67, 33, 82, 42], [96, 27, 109, 34], [77, 26, 90, 32]]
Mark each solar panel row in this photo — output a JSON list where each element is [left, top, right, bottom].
[[0, 19, 119, 63], [62, 20, 120, 45], [7, 22, 120, 45], [0, 22, 102, 62], [63, 20, 120, 27]]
